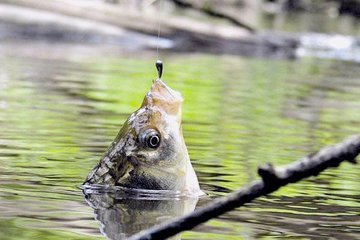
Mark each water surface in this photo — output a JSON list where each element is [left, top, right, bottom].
[[0, 39, 359, 239]]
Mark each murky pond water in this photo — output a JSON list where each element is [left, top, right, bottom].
[[0, 39, 359, 240]]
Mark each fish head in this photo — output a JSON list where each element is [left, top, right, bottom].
[[85, 79, 201, 195], [127, 78, 185, 167]]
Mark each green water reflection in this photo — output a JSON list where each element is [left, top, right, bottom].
[[0, 42, 359, 239]]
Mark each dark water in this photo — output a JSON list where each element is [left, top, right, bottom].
[[0, 38, 359, 240]]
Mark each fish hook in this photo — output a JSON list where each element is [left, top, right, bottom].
[[156, 60, 163, 79]]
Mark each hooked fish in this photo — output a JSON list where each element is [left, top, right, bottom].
[[84, 78, 202, 196]]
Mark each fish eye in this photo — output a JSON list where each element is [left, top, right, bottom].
[[140, 129, 161, 149]]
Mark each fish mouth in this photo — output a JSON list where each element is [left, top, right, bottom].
[[142, 79, 183, 119], [152, 79, 180, 100]]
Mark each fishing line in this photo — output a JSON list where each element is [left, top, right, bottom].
[[156, 0, 163, 59], [155, 0, 163, 79]]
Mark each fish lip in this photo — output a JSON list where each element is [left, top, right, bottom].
[[153, 79, 179, 99], [146, 79, 183, 105]]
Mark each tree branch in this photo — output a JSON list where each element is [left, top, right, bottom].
[[129, 134, 360, 240], [168, 0, 256, 33]]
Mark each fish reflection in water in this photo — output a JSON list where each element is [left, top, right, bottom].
[[83, 186, 198, 239]]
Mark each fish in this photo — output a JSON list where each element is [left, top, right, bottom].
[[84, 78, 203, 196]]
